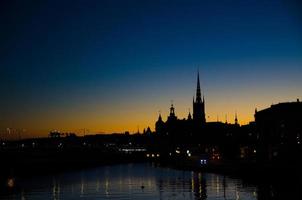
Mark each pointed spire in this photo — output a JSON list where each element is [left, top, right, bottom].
[[196, 71, 202, 103], [235, 112, 238, 125], [197, 70, 200, 88], [158, 111, 162, 121], [188, 108, 192, 120]]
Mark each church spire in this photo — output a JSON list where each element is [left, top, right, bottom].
[[235, 112, 238, 125], [196, 71, 202, 103], [193, 71, 206, 125], [158, 111, 162, 121], [188, 108, 192, 120]]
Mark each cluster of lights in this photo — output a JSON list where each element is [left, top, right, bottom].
[[146, 153, 160, 158], [174, 149, 192, 157], [186, 150, 191, 157], [211, 152, 221, 160], [200, 159, 207, 165]]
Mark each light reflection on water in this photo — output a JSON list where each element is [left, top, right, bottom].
[[0, 163, 258, 200]]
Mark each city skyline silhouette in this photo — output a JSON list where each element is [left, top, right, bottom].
[[1, 1, 301, 199], [1, 0, 302, 138]]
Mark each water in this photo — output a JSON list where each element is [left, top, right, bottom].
[[0, 163, 291, 199]]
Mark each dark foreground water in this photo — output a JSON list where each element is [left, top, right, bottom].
[[0, 163, 300, 200]]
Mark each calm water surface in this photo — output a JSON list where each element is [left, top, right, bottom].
[[0, 163, 263, 200]]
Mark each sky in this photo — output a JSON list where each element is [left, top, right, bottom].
[[1, 0, 302, 138]]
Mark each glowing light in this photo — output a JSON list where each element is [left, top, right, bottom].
[[200, 159, 207, 165], [7, 178, 14, 188], [146, 154, 150, 157], [253, 191, 257, 197]]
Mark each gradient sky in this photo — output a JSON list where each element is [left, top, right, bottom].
[[1, 0, 302, 138]]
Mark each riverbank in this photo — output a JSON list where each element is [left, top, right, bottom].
[[157, 155, 302, 182], [1, 148, 301, 184]]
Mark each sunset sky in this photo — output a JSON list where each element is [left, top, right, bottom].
[[1, 0, 302, 138]]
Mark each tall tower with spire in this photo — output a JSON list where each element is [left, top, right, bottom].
[[193, 72, 206, 125], [168, 103, 177, 121]]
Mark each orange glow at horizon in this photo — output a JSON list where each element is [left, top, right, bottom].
[[1, 93, 301, 139], [1, 63, 301, 139]]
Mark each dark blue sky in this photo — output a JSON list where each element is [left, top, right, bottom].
[[1, 0, 302, 136]]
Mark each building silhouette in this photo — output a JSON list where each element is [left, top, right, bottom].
[[153, 72, 250, 159], [155, 72, 239, 144], [154, 73, 301, 162], [155, 72, 207, 139], [193, 72, 206, 125], [255, 99, 302, 162]]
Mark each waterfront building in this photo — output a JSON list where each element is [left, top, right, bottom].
[[154, 73, 239, 146], [155, 72, 207, 139], [255, 99, 302, 161]]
